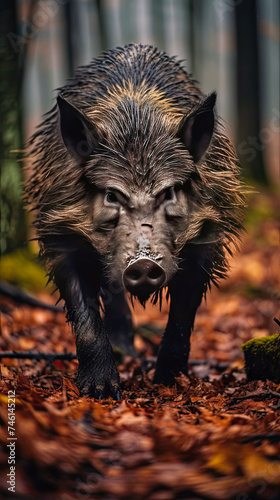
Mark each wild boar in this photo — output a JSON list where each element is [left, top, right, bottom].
[[25, 44, 245, 399]]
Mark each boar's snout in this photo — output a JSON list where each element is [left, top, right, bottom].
[[123, 258, 166, 300]]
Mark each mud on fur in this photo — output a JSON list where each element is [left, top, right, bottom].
[[25, 44, 245, 399]]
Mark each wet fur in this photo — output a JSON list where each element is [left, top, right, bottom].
[[25, 44, 245, 398]]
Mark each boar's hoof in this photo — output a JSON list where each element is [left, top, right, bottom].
[[94, 386, 121, 401], [123, 258, 165, 300], [154, 364, 188, 386], [77, 372, 121, 400], [154, 371, 177, 386]]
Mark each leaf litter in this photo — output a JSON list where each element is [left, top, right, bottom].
[[0, 193, 280, 499]]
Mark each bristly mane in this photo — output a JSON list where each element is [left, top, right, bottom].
[[25, 43, 245, 292]]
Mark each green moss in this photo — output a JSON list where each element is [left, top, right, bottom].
[[0, 246, 51, 293], [242, 333, 280, 383]]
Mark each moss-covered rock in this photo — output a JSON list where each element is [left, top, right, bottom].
[[242, 333, 280, 383]]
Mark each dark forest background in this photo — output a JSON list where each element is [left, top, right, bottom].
[[0, 7, 280, 497], [0, 0, 279, 259]]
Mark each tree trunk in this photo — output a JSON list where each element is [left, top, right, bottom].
[[235, 0, 267, 184], [0, 0, 27, 254]]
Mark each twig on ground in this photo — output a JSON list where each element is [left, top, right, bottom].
[[0, 282, 63, 312], [0, 351, 76, 361], [242, 433, 280, 443], [229, 391, 280, 403]]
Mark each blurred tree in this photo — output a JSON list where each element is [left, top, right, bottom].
[[96, 0, 108, 51], [235, 0, 268, 184], [64, 0, 76, 76], [0, 0, 29, 254]]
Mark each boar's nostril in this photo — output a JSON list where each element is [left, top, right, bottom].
[[129, 270, 141, 281], [148, 267, 163, 280], [123, 258, 166, 299]]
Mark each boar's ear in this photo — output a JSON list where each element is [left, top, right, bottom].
[[57, 94, 99, 164], [178, 92, 216, 163]]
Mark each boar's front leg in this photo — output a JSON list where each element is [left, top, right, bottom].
[[103, 288, 135, 356], [53, 254, 121, 400], [154, 246, 212, 385]]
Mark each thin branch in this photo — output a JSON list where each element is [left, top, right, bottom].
[[242, 433, 280, 444], [229, 391, 280, 403], [0, 282, 63, 312], [0, 351, 76, 361]]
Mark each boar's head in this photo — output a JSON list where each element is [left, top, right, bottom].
[[57, 92, 216, 303]]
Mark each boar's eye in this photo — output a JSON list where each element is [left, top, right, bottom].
[[105, 191, 119, 204], [164, 187, 174, 201], [155, 187, 175, 207]]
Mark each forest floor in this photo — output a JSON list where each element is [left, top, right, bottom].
[[0, 192, 280, 500]]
